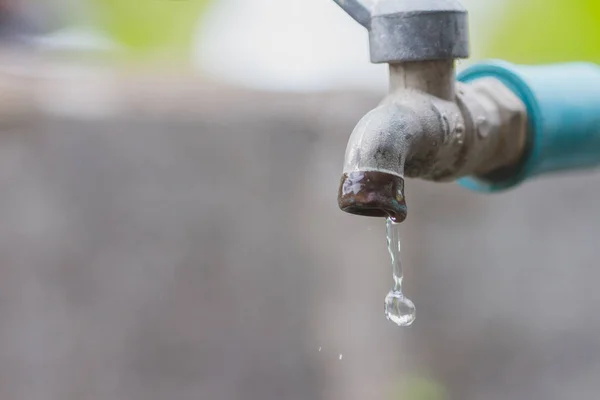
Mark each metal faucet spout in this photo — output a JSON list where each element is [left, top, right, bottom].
[[336, 78, 465, 222], [337, 103, 418, 222]]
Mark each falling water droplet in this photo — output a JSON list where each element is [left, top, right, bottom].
[[339, 354, 343, 360], [318, 347, 322, 352], [384, 217, 416, 327]]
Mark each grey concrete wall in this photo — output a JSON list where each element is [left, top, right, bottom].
[[1, 73, 600, 400]]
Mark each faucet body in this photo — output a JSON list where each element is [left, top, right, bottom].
[[345, 61, 527, 181], [335, 0, 526, 221], [339, 60, 527, 222], [334, 0, 600, 221]]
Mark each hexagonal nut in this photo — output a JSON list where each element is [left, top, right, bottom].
[[470, 78, 528, 167], [369, 0, 469, 63]]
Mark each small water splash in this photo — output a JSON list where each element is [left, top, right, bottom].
[[384, 217, 416, 326]]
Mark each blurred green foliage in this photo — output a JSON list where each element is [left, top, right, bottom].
[[88, 0, 212, 57], [391, 376, 447, 400], [484, 0, 600, 64]]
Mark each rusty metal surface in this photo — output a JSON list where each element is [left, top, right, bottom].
[[338, 171, 407, 222]]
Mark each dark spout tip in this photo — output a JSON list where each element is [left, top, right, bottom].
[[337, 171, 407, 223]]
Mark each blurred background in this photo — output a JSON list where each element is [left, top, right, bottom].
[[1, 0, 600, 399]]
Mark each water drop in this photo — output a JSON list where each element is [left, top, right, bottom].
[[318, 347, 322, 352], [384, 217, 416, 327], [339, 354, 343, 360], [385, 291, 416, 326]]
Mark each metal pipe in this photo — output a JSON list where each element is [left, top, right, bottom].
[[389, 61, 456, 101], [458, 61, 600, 192]]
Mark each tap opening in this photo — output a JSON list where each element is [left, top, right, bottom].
[[338, 171, 407, 223]]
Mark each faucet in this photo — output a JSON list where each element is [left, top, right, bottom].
[[334, 0, 600, 222]]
